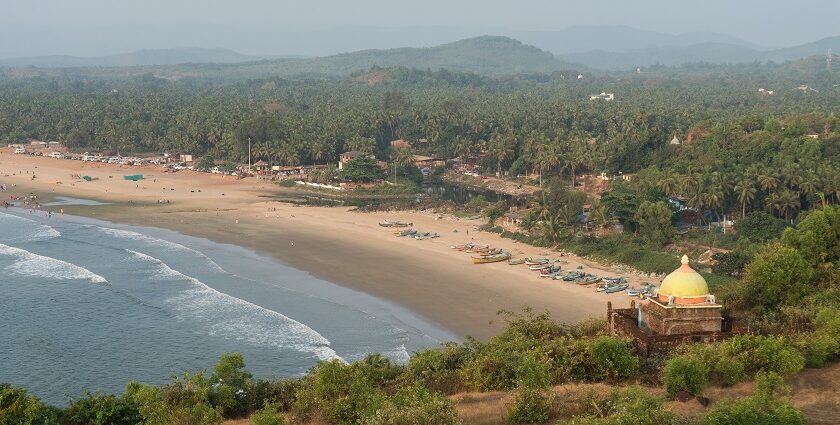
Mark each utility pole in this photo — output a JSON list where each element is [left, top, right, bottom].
[[248, 137, 252, 175]]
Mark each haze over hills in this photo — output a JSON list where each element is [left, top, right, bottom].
[[2, 36, 576, 80], [2, 31, 839, 78], [512, 25, 759, 55], [0, 47, 267, 68]]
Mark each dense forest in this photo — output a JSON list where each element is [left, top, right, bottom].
[[2, 56, 839, 221]]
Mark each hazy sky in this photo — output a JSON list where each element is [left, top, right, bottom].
[[2, 0, 839, 57]]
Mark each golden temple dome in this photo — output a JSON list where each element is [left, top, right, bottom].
[[658, 255, 709, 304]]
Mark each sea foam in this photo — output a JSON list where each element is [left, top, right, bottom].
[[0, 212, 61, 242], [99, 227, 225, 272], [0, 243, 107, 284], [126, 250, 341, 362]]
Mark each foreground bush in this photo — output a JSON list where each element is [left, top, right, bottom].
[[698, 372, 805, 425], [250, 402, 286, 425], [61, 391, 141, 425], [363, 385, 460, 425], [663, 355, 709, 398], [0, 384, 57, 425], [407, 342, 470, 394], [507, 386, 553, 425], [560, 386, 675, 425]]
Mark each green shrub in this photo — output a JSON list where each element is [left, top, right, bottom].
[[804, 308, 840, 367], [250, 402, 286, 425], [698, 372, 805, 425], [586, 337, 640, 381], [506, 386, 553, 425], [0, 384, 56, 425], [459, 347, 519, 391], [569, 318, 607, 338], [663, 355, 709, 398], [363, 385, 460, 425], [407, 343, 470, 393], [734, 212, 789, 243], [293, 360, 387, 424], [61, 392, 141, 425], [713, 359, 746, 386], [560, 386, 675, 425], [246, 378, 299, 414], [717, 335, 804, 379], [124, 372, 222, 425]]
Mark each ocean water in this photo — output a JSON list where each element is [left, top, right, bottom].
[[0, 208, 454, 405]]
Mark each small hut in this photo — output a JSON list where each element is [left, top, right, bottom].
[[253, 160, 270, 174]]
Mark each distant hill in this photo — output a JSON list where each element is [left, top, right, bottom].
[[513, 25, 758, 55], [0, 47, 260, 68], [271, 36, 567, 76], [558, 36, 840, 70], [22, 36, 574, 80]]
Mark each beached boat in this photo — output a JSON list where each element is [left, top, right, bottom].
[[524, 257, 549, 266], [604, 284, 629, 294], [379, 220, 412, 228], [394, 229, 417, 237], [508, 258, 525, 265], [562, 271, 583, 281], [465, 244, 490, 253], [472, 252, 511, 264], [627, 290, 640, 297], [578, 276, 601, 285], [539, 265, 562, 277], [529, 263, 552, 271]]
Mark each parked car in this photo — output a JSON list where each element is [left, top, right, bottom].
[[14, 147, 26, 154]]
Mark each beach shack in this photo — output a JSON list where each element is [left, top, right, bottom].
[[252, 160, 270, 175], [413, 155, 446, 168]]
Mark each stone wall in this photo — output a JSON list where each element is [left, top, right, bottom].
[[607, 303, 735, 356]]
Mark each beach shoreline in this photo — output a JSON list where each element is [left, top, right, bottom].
[[0, 150, 646, 340]]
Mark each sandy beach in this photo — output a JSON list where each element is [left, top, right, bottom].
[[0, 149, 650, 339]]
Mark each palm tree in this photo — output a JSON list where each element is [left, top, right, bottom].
[[273, 143, 299, 166], [589, 199, 616, 230], [734, 177, 757, 219], [659, 171, 679, 197], [391, 147, 415, 184], [780, 189, 800, 222], [536, 141, 562, 188], [757, 173, 779, 194], [488, 131, 515, 177]]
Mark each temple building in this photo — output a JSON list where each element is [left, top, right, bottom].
[[608, 255, 734, 354]]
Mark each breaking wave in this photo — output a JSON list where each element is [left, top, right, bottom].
[[0, 243, 107, 284], [0, 212, 61, 242], [98, 227, 224, 272], [126, 250, 341, 362]]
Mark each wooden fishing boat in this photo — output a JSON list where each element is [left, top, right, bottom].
[[379, 220, 412, 227], [577, 276, 601, 285], [524, 257, 549, 266], [465, 244, 490, 253], [540, 265, 561, 275], [604, 284, 629, 294], [508, 258, 525, 265], [394, 229, 417, 237], [529, 263, 552, 271], [451, 243, 474, 251], [472, 252, 511, 264]]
